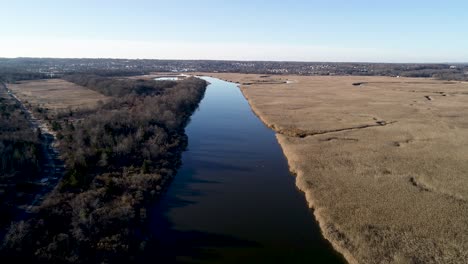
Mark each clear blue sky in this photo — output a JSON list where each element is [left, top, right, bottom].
[[1, 0, 467, 62]]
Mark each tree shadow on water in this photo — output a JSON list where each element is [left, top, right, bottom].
[[141, 224, 259, 263], [139, 166, 259, 264]]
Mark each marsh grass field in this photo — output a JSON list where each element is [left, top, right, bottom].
[[201, 73, 468, 264], [4, 73, 468, 263]]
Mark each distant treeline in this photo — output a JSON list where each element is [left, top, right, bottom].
[[1, 58, 467, 82], [1, 76, 207, 263], [0, 89, 43, 227], [0, 68, 52, 83], [63, 74, 176, 96]]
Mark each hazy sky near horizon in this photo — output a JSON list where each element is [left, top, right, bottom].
[[1, 0, 467, 62]]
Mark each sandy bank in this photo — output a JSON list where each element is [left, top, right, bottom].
[[197, 73, 468, 264]]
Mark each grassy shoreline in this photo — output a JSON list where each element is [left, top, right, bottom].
[[203, 72, 468, 264], [236, 80, 356, 264]]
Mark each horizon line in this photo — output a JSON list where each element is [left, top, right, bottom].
[[1, 56, 466, 65]]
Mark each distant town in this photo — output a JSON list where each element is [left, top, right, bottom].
[[0, 58, 467, 82]]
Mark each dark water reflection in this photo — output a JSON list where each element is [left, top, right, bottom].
[[145, 77, 344, 263]]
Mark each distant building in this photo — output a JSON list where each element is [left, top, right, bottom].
[[449, 65, 457, 69]]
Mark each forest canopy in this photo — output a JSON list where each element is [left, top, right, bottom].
[[0, 90, 43, 228], [1, 76, 207, 263]]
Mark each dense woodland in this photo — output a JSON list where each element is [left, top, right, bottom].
[[0, 88, 43, 228], [0, 76, 207, 263], [63, 74, 177, 97]]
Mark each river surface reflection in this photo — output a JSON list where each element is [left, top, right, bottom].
[[146, 77, 344, 263]]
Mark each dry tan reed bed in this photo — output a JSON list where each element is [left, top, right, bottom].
[[201, 73, 468, 264]]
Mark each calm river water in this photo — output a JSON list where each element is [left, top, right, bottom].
[[146, 77, 344, 263]]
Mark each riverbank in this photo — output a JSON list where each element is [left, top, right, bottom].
[[1, 77, 209, 263], [146, 76, 344, 263], [198, 73, 468, 264]]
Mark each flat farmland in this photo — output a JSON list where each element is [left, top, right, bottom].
[[8, 79, 109, 110]]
